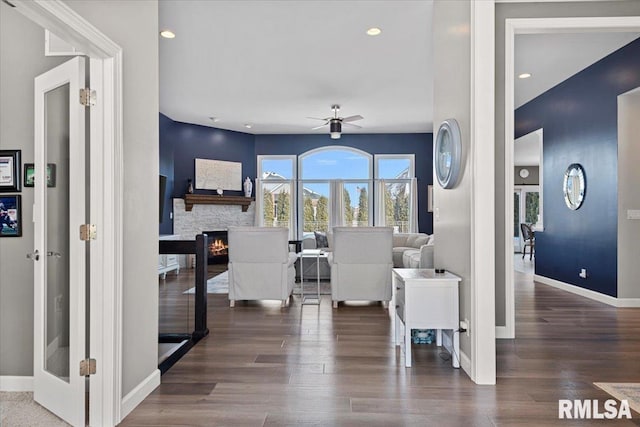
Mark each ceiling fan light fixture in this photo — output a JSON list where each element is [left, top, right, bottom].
[[330, 120, 341, 139]]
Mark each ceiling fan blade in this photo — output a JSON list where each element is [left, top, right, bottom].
[[311, 123, 329, 130], [341, 115, 363, 122], [306, 116, 331, 121], [342, 122, 362, 129]]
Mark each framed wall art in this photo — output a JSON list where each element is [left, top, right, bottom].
[[24, 163, 57, 188], [0, 150, 21, 192], [0, 195, 22, 237]]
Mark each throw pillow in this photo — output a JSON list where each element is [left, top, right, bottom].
[[314, 231, 329, 248]]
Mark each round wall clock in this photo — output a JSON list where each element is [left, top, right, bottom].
[[519, 168, 530, 179], [434, 119, 462, 189]]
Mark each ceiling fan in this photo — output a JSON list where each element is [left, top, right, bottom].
[[307, 105, 363, 139]]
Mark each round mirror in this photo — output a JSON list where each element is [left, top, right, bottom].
[[434, 119, 462, 189], [563, 163, 586, 210]]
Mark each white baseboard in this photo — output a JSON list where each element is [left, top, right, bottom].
[[120, 369, 160, 421], [495, 325, 513, 339], [534, 275, 640, 308], [460, 350, 471, 378], [0, 376, 34, 391]]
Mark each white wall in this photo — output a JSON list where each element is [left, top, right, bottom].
[[0, 2, 68, 377], [64, 0, 160, 398], [432, 0, 473, 365], [618, 88, 640, 298]]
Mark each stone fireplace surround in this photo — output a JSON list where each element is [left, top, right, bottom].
[[173, 198, 256, 239], [173, 198, 256, 266]]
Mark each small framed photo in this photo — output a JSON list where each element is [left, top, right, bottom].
[[0, 150, 21, 192], [24, 163, 56, 188], [427, 184, 434, 213], [0, 195, 22, 237]]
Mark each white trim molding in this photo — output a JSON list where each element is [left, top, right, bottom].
[[503, 16, 640, 342], [0, 376, 34, 392], [120, 369, 160, 420], [470, 0, 497, 385], [495, 326, 511, 339], [534, 275, 640, 308], [12, 1, 124, 426]]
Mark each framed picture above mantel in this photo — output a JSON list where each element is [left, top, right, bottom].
[[194, 158, 242, 191]]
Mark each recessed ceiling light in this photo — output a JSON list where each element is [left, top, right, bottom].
[[160, 30, 176, 39], [209, 116, 219, 122], [244, 124, 252, 129], [518, 73, 532, 79], [366, 27, 382, 36]]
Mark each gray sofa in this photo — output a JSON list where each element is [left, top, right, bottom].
[[392, 233, 434, 268]]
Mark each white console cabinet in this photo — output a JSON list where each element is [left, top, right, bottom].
[[159, 235, 181, 279], [392, 268, 461, 368]]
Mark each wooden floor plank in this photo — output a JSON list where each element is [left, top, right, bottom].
[[121, 269, 640, 426]]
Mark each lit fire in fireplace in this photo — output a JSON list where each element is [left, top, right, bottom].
[[209, 239, 228, 256]]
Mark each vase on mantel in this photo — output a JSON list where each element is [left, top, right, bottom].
[[243, 177, 252, 198], [187, 179, 194, 194]]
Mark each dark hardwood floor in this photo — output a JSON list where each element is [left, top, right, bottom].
[[123, 268, 640, 426]]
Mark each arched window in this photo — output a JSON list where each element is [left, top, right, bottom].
[[257, 148, 416, 239], [299, 147, 373, 236]]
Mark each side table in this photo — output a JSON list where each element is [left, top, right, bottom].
[[298, 249, 328, 305], [392, 268, 461, 368]]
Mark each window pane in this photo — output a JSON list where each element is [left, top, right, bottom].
[[525, 192, 539, 224], [262, 182, 292, 228], [377, 158, 412, 179], [514, 192, 520, 238], [383, 182, 410, 232], [302, 182, 329, 233], [343, 182, 369, 227], [261, 158, 293, 180], [301, 149, 369, 179]]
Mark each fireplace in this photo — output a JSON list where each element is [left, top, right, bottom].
[[203, 230, 228, 264]]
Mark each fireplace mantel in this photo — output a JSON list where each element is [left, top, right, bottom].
[[184, 194, 254, 212]]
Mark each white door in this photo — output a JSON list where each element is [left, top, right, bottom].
[[32, 57, 88, 427]]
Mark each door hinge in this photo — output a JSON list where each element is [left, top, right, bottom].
[[80, 224, 97, 241], [79, 88, 96, 107], [80, 358, 96, 376]]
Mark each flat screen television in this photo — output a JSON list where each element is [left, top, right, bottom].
[[159, 174, 167, 223]]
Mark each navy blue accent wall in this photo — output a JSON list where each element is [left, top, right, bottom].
[[515, 38, 640, 297], [159, 115, 433, 234], [255, 133, 433, 234], [170, 120, 256, 198], [159, 113, 174, 234]]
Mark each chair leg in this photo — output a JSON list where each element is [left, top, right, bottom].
[[332, 300, 338, 309], [229, 299, 235, 308], [530, 246, 533, 261], [522, 247, 525, 259]]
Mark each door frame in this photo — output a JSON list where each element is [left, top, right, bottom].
[[503, 16, 640, 339], [14, 1, 124, 425]]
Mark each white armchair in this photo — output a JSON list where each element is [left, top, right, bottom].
[[227, 227, 297, 307], [329, 227, 394, 308]]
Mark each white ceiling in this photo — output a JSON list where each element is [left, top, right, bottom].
[[159, 1, 638, 135], [514, 129, 541, 166], [515, 32, 639, 108], [159, 0, 433, 135]]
